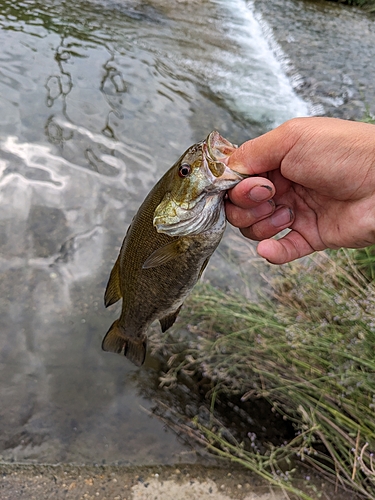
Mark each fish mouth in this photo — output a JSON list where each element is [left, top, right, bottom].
[[207, 131, 237, 161], [205, 131, 249, 183]]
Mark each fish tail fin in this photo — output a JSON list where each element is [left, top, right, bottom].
[[102, 319, 147, 367]]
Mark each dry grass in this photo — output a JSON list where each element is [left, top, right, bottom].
[[153, 248, 375, 499]]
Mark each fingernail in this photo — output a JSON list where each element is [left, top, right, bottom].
[[251, 200, 274, 218], [249, 185, 273, 202], [270, 207, 293, 228]]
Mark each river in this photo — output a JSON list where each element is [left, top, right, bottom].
[[0, 0, 373, 466]]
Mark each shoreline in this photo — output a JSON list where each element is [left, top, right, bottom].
[[0, 463, 284, 500], [0, 462, 357, 500]]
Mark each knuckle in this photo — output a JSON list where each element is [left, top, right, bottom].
[[226, 204, 253, 228], [244, 219, 278, 241]]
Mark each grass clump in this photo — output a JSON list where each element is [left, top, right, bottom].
[[326, 0, 375, 12], [155, 248, 375, 499]]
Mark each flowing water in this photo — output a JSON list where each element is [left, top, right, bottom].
[[0, 0, 309, 465]]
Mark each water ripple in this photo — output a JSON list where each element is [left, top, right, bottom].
[[0, 0, 309, 466]]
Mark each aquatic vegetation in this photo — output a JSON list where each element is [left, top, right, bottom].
[[153, 247, 375, 499]]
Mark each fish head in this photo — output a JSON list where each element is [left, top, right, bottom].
[[154, 131, 247, 236]]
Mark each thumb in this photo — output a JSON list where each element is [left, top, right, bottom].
[[227, 120, 300, 175]]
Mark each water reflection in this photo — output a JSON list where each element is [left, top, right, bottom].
[[0, 0, 307, 464]]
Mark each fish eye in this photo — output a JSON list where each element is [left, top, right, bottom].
[[178, 163, 191, 178]]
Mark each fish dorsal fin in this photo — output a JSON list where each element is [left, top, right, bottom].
[[104, 255, 122, 307], [142, 239, 189, 269], [159, 305, 183, 332], [102, 319, 147, 367]]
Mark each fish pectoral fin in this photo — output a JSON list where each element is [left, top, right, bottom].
[[142, 239, 189, 269], [102, 319, 147, 367], [104, 255, 122, 307], [198, 257, 210, 279], [159, 305, 183, 332]]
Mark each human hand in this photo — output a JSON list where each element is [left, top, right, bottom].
[[225, 117, 375, 264]]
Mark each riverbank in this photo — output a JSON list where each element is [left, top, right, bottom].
[[0, 463, 285, 500], [0, 462, 357, 500], [327, 0, 375, 11]]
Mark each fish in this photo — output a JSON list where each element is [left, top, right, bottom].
[[102, 131, 247, 366]]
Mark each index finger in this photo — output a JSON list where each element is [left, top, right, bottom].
[[227, 176, 275, 208]]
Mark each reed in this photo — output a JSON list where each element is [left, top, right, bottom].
[[155, 248, 375, 499]]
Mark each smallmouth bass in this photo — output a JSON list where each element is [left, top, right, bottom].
[[103, 131, 247, 366]]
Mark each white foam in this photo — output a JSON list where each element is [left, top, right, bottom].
[[207, 0, 309, 126]]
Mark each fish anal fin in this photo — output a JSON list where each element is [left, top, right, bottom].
[[102, 319, 125, 353], [104, 255, 122, 307], [102, 319, 147, 367], [159, 305, 182, 332], [142, 239, 189, 269]]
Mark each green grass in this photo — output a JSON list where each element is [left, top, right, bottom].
[[154, 248, 375, 499]]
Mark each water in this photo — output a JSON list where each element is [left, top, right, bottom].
[[0, 0, 308, 465], [251, 0, 375, 120]]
